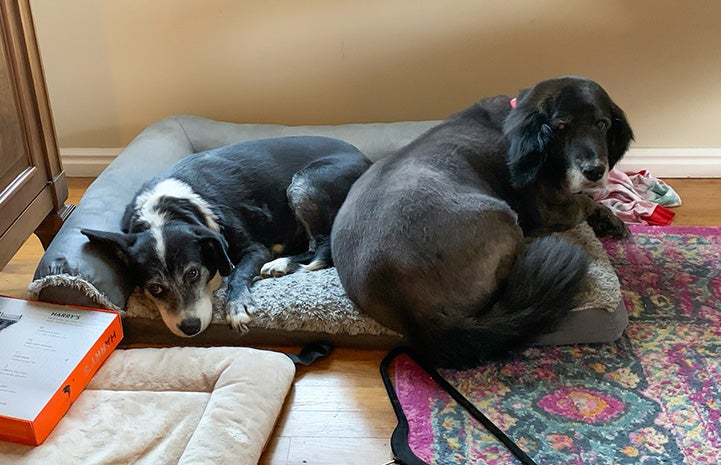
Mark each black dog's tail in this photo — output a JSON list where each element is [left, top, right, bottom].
[[411, 235, 589, 369]]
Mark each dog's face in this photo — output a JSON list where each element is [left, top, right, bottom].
[[504, 76, 634, 193], [82, 224, 233, 337]]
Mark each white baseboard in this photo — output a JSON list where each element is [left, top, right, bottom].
[[61, 147, 721, 178], [61, 148, 122, 177], [618, 148, 721, 178]]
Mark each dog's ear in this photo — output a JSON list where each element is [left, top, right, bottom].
[[607, 102, 634, 168], [81, 229, 137, 267], [504, 107, 553, 190], [196, 229, 234, 277]]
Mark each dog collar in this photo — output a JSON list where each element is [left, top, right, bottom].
[[510, 97, 517, 108]]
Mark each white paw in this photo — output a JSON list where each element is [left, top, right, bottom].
[[225, 298, 257, 333], [260, 257, 296, 278]]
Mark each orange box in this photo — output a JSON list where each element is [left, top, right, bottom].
[[0, 296, 122, 445]]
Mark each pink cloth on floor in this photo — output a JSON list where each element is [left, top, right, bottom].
[[594, 169, 680, 226]]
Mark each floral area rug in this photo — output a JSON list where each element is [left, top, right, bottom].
[[394, 225, 721, 464]]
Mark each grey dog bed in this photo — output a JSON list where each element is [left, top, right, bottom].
[[29, 115, 628, 348]]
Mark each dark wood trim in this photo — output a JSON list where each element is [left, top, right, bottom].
[[34, 202, 75, 249], [0, 186, 54, 267]]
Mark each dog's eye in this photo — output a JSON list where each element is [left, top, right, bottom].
[[597, 120, 608, 130], [185, 267, 200, 282], [147, 284, 165, 296]]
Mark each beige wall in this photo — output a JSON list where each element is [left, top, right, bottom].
[[31, 0, 721, 149]]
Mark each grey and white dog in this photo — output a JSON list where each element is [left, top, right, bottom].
[[331, 77, 634, 368], [83, 136, 371, 337]]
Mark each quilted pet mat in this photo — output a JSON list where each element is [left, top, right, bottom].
[[0, 347, 295, 465], [394, 225, 721, 464]]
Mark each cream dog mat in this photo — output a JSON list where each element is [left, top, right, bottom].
[[0, 347, 295, 465]]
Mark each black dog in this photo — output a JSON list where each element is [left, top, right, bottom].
[[83, 136, 371, 337], [332, 76, 633, 368]]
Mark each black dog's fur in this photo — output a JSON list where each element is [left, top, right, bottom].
[[331, 77, 633, 368], [83, 136, 371, 337]]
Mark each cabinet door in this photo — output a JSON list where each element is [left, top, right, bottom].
[[0, 26, 51, 236], [0, 0, 67, 268]]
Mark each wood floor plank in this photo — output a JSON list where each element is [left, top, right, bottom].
[[284, 385, 394, 411], [0, 235, 44, 297], [259, 436, 291, 465], [292, 350, 390, 388], [274, 408, 395, 438], [284, 437, 393, 465], [664, 179, 721, 226]]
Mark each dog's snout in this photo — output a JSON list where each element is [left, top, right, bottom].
[[582, 165, 605, 182], [178, 317, 201, 336]]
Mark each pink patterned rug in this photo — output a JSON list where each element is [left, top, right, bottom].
[[395, 225, 721, 464]]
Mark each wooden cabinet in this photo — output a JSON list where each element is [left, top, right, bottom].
[[0, 0, 70, 269]]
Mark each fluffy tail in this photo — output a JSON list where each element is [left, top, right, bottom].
[[411, 235, 589, 369]]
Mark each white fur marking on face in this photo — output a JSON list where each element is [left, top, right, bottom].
[[135, 178, 220, 232], [186, 289, 214, 335], [151, 227, 166, 264], [567, 167, 585, 193], [566, 166, 606, 193], [149, 299, 185, 337], [150, 274, 217, 337]]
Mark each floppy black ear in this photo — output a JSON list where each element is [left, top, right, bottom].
[[503, 109, 553, 190], [81, 229, 137, 267], [607, 102, 634, 168], [195, 229, 234, 277]]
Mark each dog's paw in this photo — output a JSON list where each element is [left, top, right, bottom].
[[224, 297, 257, 334], [588, 206, 631, 239], [597, 214, 630, 239], [608, 218, 631, 239], [260, 257, 299, 278]]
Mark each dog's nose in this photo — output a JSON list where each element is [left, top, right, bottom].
[[178, 317, 201, 336], [582, 165, 606, 182]]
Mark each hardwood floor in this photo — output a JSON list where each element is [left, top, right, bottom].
[[1, 177, 719, 465]]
